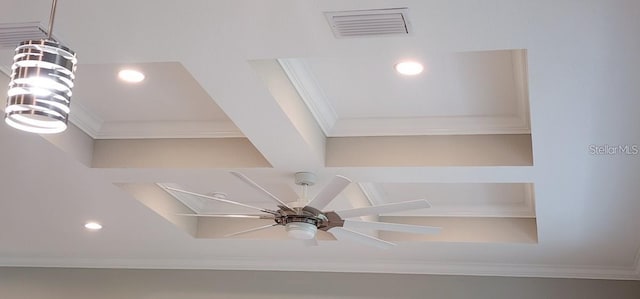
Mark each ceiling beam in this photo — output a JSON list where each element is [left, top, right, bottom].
[[183, 56, 326, 172]]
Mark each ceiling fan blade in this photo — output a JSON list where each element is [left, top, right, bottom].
[[342, 220, 441, 234], [306, 175, 351, 210], [176, 213, 274, 219], [335, 199, 431, 218], [230, 172, 294, 211], [329, 227, 396, 249], [164, 187, 277, 215], [224, 223, 279, 238]]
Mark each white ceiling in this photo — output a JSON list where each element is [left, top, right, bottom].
[[302, 50, 521, 118], [0, 0, 639, 281], [75, 63, 230, 123]]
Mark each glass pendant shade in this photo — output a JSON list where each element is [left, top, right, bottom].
[[5, 39, 77, 134]]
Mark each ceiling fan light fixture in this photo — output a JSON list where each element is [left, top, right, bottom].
[[285, 222, 317, 240], [4, 0, 78, 134]]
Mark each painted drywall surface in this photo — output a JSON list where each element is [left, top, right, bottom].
[[0, 268, 638, 299], [326, 134, 533, 167], [92, 138, 271, 168]]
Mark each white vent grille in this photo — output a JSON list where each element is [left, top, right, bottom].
[[0, 22, 48, 48], [325, 8, 411, 38]]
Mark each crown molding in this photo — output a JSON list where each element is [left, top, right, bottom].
[[357, 182, 385, 206], [277, 58, 338, 136], [1, 256, 638, 281], [68, 101, 104, 138], [68, 103, 243, 139]]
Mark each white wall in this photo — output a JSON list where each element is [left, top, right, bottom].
[[0, 267, 639, 299]]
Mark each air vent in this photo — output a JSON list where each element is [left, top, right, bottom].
[[325, 8, 411, 38], [0, 22, 48, 49]]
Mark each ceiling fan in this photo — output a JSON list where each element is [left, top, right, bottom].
[[163, 172, 440, 249]]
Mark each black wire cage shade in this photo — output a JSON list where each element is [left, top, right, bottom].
[[4, 0, 78, 134]]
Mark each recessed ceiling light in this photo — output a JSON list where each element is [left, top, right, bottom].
[[394, 61, 424, 76], [118, 69, 145, 83], [84, 222, 102, 230]]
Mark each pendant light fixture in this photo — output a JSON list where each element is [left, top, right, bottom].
[[4, 0, 77, 134]]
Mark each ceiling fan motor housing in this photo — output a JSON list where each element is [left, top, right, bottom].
[[294, 172, 317, 186], [277, 214, 320, 227], [275, 207, 327, 240]]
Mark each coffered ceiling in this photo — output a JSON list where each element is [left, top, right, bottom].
[[0, 0, 639, 281]]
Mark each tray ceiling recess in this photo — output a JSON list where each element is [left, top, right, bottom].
[[67, 62, 243, 139], [276, 49, 531, 137], [119, 180, 537, 245]]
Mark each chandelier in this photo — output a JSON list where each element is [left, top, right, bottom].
[[4, 0, 78, 134]]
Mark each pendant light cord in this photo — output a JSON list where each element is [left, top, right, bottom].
[[47, 0, 58, 40]]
